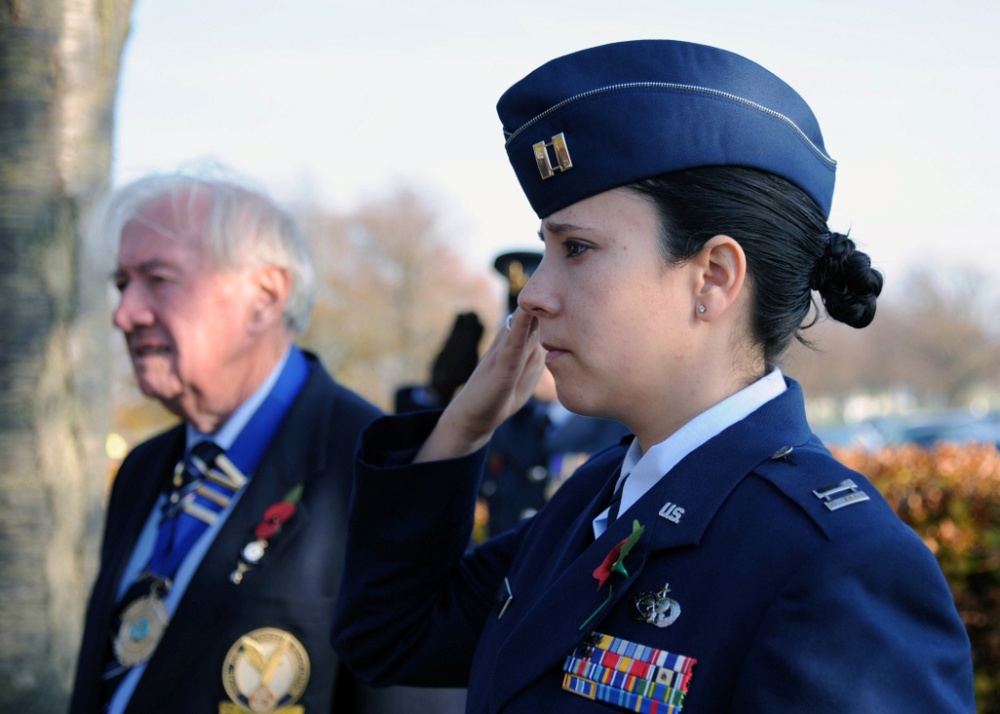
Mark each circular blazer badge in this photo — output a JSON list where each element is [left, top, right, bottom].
[[221, 628, 310, 713]]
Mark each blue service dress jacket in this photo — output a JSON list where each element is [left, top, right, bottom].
[[70, 355, 381, 714], [332, 378, 975, 713]]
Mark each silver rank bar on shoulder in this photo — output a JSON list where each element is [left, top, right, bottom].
[[813, 479, 870, 511]]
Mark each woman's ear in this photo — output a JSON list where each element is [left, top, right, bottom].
[[691, 234, 746, 320]]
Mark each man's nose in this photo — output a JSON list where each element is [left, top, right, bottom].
[[112, 283, 152, 332]]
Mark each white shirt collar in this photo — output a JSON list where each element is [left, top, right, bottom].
[[593, 368, 786, 538]]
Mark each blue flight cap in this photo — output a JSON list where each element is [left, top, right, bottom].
[[497, 40, 837, 219]]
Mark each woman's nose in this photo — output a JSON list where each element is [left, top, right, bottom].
[[517, 258, 555, 317]]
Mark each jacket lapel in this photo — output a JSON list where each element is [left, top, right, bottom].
[[73, 430, 183, 710], [487, 381, 812, 712], [96, 430, 183, 629], [105, 429, 185, 596]]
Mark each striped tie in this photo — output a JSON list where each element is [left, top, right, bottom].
[[165, 441, 242, 531]]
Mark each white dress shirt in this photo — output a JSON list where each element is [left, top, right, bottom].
[[593, 369, 787, 538]]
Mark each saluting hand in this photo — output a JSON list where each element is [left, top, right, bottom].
[[416, 309, 544, 463]]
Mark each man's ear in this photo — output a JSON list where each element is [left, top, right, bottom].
[[250, 265, 292, 330], [691, 234, 746, 320]]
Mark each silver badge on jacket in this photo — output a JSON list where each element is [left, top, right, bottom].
[[633, 583, 682, 628]]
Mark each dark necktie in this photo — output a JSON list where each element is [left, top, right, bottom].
[[100, 441, 240, 706], [605, 471, 627, 524]]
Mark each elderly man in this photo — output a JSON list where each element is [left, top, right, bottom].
[[69, 170, 381, 713]]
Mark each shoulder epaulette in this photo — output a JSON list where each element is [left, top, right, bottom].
[[751, 440, 890, 539]]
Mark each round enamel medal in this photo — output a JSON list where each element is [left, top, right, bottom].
[[113, 595, 170, 666]]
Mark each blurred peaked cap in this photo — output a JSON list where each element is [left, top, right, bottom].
[[494, 250, 543, 312], [493, 250, 543, 296], [497, 39, 837, 219]]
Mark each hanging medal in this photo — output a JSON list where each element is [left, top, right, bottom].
[[113, 577, 171, 666], [111, 453, 238, 669]]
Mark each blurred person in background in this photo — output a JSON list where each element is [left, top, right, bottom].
[[394, 311, 484, 413]]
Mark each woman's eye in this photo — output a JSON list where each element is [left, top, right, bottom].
[[564, 240, 589, 258]]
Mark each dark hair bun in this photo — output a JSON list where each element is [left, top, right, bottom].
[[812, 232, 883, 328]]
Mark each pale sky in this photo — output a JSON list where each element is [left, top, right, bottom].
[[114, 0, 1000, 300]]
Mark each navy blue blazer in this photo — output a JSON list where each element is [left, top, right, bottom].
[[70, 356, 381, 713], [333, 379, 974, 713]]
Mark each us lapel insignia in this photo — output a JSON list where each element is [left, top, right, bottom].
[[658, 501, 685, 524], [633, 583, 682, 628], [220, 627, 310, 714]]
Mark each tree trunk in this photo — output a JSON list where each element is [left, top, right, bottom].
[[0, 0, 133, 710]]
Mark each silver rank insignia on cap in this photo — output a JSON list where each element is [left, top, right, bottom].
[[533, 132, 573, 179], [220, 628, 310, 714], [813, 478, 870, 511]]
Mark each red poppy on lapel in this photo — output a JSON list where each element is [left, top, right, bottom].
[[230, 484, 304, 585], [255, 501, 296, 540], [581, 519, 645, 631], [254, 484, 303, 540], [594, 519, 645, 589], [594, 538, 628, 590]]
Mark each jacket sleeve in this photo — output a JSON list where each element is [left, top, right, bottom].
[[331, 411, 517, 688], [729, 523, 975, 712]]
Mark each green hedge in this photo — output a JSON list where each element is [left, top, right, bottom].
[[834, 443, 1000, 712]]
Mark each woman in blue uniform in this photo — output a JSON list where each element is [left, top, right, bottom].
[[333, 40, 974, 712]]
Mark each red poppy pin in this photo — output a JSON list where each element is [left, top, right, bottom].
[[255, 499, 297, 540], [230, 483, 303, 585], [580, 519, 645, 630]]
